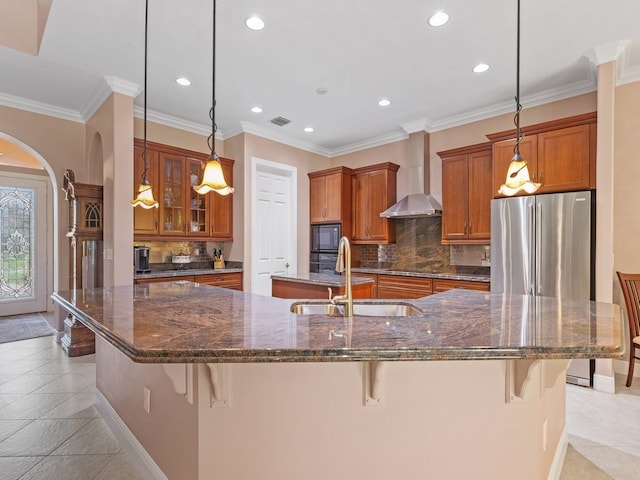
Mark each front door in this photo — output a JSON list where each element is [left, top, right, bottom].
[[251, 158, 297, 296], [0, 174, 48, 315]]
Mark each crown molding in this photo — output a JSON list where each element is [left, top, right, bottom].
[[0, 91, 83, 123], [133, 106, 211, 137], [428, 79, 596, 133], [240, 121, 332, 157], [329, 130, 408, 157], [104, 76, 141, 98], [400, 119, 428, 134], [586, 40, 630, 66]]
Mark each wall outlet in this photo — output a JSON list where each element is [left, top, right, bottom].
[[143, 385, 151, 413]]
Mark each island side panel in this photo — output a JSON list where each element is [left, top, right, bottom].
[[196, 360, 566, 480], [95, 337, 199, 480]]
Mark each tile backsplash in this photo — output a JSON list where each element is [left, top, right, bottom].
[[133, 240, 229, 270], [354, 217, 490, 275]]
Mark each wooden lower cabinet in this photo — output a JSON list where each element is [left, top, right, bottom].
[[135, 276, 196, 284], [432, 278, 490, 293], [135, 272, 243, 291], [353, 273, 489, 298], [195, 273, 243, 291], [351, 273, 378, 299], [377, 275, 433, 299], [271, 278, 372, 299]]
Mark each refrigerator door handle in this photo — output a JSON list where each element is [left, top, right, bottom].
[[536, 202, 542, 295], [528, 202, 536, 296]]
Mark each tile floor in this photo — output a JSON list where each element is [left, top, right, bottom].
[[0, 336, 145, 480], [562, 374, 640, 480], [0, 334, 639, 479]]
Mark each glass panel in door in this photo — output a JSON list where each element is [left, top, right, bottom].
[[0, 175, 47, 315]]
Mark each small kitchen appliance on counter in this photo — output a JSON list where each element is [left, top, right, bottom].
[[134, 246, 151, 273]]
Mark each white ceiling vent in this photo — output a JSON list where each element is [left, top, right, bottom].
[[270, 116, 291, 126]]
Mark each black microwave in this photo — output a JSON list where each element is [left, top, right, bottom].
[[311, 224, 341, 252]]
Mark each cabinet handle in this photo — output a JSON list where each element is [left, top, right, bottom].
[[468, 222, 472, 234], [539, 171, 543, 183], [463, 222, 467, 235]]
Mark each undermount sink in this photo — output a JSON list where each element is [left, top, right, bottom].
[[290, 302, 343, 316], [290, 301, 424, 317]]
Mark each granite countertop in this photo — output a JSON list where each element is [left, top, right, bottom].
[[134, 267, 243, 280], [271, 272, 374, 286], [51, 283, 623, 364], [351, 268, 490, 283]]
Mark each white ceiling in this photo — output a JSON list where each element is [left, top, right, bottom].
[[1, 0, 640, 157]]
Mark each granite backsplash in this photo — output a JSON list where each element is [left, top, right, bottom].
[[353, 216, 490, 276]]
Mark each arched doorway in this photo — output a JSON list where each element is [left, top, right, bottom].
[[0, 135, 56, 316]]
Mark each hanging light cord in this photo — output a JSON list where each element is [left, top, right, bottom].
[[207, 0, 218, 160], [513, 0, 524, 158], [141, 0, 150, 182]]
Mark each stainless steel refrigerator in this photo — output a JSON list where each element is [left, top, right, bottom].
[[490, 191, 594, 386]]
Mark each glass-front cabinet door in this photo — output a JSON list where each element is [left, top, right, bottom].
[[159, 153, 184, 235], [186, 158, 208, 236]]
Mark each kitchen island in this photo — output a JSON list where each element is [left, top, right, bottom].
[[52, 282, 623, 480]]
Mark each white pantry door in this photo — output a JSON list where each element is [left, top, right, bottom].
[[251, 158, 297, 296], [0, 174, 48, 315]]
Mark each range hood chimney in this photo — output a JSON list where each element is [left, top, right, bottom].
[[380, 130, 442, 218]]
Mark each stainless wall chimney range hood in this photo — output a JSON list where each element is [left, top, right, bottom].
[[380, 130, 442, 218]]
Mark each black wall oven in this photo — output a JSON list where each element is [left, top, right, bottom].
[[310, 223, 340, 275], [310, 252, 339, 275], [311, 223, 341, 252]]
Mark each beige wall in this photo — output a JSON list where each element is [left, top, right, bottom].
[[86, 93, 136, 287], [240, 133, 329, 286], [613, 81, 640, 274], [0, 104, 85, 315], [612, 80, 640, 377]]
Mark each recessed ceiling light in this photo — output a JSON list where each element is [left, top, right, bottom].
[[245, 16, 264, 30], [428, 11, 449, 27], [316, 87, 328, 95], [304, 127, 314, 133], [473, 63, 490, 73], [378, 98, 391, 107], [251, 106, 263, 113], [176, 77, 191, 86]]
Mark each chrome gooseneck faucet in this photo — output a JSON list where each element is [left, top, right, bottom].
[[330, 236, 353, 317]]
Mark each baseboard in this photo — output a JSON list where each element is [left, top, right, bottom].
[[547, 424, 568, 480], [95, 389, 168, 480], [593, 373, 616, 393], [613, 358, 639, 379]]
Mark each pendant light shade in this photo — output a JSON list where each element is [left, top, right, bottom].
[[194, 153, 234, 195], [131, 179, 159, 208], [498, 0, 540, 197], [131, 0, 159, 209], [193, 0, 234, 196]]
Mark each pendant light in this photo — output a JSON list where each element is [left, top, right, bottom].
[[131, 0, 159, 209], [497, 0, 541, 197], [193, 0, 234, 196]]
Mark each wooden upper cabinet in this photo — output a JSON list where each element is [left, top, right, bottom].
[[439, 143, 492, 244], [488, 112, 596, 198], [441, 154, 468, 241], [133, 139, 234, 241], [351, 162, 399, 244], [308, 167, 353, 225], [209, 158, 234, 241], [467, 150, 493, 240], [133, 144, 159, 235], [491, 136, 537, 197], [536, 124, 591, 193]]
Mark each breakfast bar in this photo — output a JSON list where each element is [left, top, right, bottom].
[[52, 282, 623, 480]]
